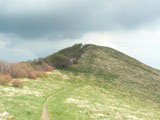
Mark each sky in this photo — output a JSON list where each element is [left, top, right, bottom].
[[0, 0, 160, 69]]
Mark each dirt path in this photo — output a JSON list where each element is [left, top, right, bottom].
[[41, 87, 72, 120], [41, 96, 50, 120]]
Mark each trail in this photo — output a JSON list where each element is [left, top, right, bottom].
[[41, 86, 73, 120]]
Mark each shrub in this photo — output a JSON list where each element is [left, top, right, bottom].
[[33, 62, 54, 72], [27, 71, 38, 79], [33, 65, 44, 72], [45, 64, 54, 71], [41, 63, 54, 71], [0, 60, 54, 80], [58, 43, 84, 58], [11, 67, 28, 78], [35, 72, 46, 78], [41, 44, 88, 69], [12, 80, 23, 87], [44, 54, 71, 68], [0, 61, 13, 75], [0, 74, 12, 85], [4, 75, 12, 82]]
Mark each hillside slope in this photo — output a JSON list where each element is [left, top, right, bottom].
[[1, 44, 160, 120], [43, 44, 160, 102], [42, 43, 160, 119], [70, 45, 160, 99]]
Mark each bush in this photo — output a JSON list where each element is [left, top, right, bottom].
[[0, 61, 13, 74], [4, 75, 12, 82], [0, 74, 12, 85], [35, 72, 46, 78], [33, 65, 44, 72], [58, 43, 84, 58], [27, 71, 38, 79], [44, 54, 71, 68], [0, 60, 54, 80], [11, 67, 28, 78], [12, 80, 23, 87], [41, 63, 54, 71], [40, 44, 89, 69], [33, 63, 54, 72]]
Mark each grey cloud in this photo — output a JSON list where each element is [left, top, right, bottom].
[[0, 0, 160, 39]]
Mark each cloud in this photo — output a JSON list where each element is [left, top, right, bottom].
[[75, 32, 119, 50], [0, 0, 160, 39], [0, 41, 8, 49], [0, 32, 79, 61]]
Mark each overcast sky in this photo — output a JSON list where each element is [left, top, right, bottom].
[[0, 0, 160, 69]]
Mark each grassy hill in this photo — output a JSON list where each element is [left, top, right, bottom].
[[69, 44, 160, 102], [1, 44, 160, 120], [42, 44, 160, 102]]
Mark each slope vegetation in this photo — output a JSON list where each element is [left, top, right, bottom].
[[69, 44, 160, 102], [43, 43, 160, 103], [38, 44, 160, 119]]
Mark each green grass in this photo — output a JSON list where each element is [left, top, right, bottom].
[[0, 69, 160, 120], [46, 70, 160, 120], [0, 71, 72, 120]]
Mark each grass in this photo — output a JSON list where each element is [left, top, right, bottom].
[[0, 70, 72, 120], [0, 69, 160, 120], [46, 70, 160, 120]]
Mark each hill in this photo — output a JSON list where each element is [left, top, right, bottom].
[[42, 44, 160, 102], [68, 44, 160, 102], [0, 44, 160, 120]]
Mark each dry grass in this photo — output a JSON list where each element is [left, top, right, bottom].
[[12, 80, 23, 88], [0, 74, 12, 85]]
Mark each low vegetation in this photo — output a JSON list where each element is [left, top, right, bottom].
[[0, 70, 72, 120], [0, 70, 160, 120], [47, 70, 160, 120], [0, 60, 54, 87], [12, 80, 23, 88], [0, 74, 12, 85]]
